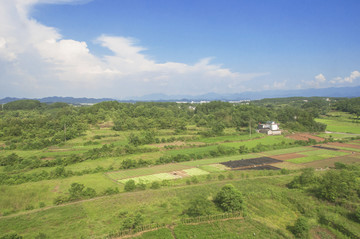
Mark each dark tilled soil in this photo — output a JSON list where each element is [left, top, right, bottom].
[[220, 157, 282, 168], [312, 145, 339, 151]]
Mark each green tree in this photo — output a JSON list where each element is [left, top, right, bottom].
[[124, 180, 136, 192], [289, 217, 309, 239], [68, 183, 85, 199], [214, 184, 244, 212], [185, 195, 213, 217]]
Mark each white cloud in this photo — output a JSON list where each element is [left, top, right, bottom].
[[330, 71, 360, 84], [300, 73, 327, 88], [0, 0, 268, 98]]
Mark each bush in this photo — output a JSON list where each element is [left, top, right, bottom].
[[289, 217, 309, 239], [39, 202, 45, 208], [185, 195, 213, 217], [150, 181, 160, 189], [191, 176, 199, 184], [214, 184, 244, 212], [137, 182, 146, 190], [355, 207, 360, 222], [124, 180, 136, 192], [0, 233, 23, 239], [218, 174, 225, 180]]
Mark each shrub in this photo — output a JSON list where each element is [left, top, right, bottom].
[[218, 174, 225, 180], [355, 207, 360, 222], [185, 195, 213, 217], [124, 180, 136, 192], [137, 182, 146, 190], [150, 181, 160, 189], [214, 184, 244, 212], [0, 233, 23, 239], [289, 217, 309, 239], [39, 202, 45, 208], [191, 176, 199, 184]]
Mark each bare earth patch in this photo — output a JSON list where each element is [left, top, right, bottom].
[[170, 170, 189, 178], [310, 226, 336, 239], [99, 121, 114, 128], [286, 133, 325, 142], [151, 141, 206, 149], [52, 185, 60, 193], [328, 142, 360, 149], [270, 153, 306, 161]]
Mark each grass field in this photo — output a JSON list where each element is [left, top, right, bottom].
[[286, 149, 350, 164], [2, 109, 360, 238], [106, 164, 191, 181], [118, 172, 180, 184], [316, 112, 360, 134]]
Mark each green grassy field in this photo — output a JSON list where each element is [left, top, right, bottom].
[[286, 149, 349, 164], [106, 164, 191, 181], [2, 109, 360, 238], [316, 112, 360, 134]]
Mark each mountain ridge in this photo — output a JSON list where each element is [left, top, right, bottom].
[[1, 86, 360, 104]]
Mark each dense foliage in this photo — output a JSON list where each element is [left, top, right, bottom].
[[0, 99, 328, 151], [214, 184, 244, 212]]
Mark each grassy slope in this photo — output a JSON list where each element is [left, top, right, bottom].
[[3, 173, 358, 239]]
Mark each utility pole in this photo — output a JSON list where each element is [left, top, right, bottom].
[[64, 123, 66, 143], [249, 119, 252, 138]]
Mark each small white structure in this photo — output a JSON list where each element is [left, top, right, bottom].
[[257, 121, 281, 135]]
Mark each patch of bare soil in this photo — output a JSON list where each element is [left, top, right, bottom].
[[286, 133, 325, 142], [270, 153, 306, 161], [151, 141, 186, 148], [151, 141, 206, 149], [310, 226, 336, 239], [170, 170, 189, 178], [52, 185, 60, 193], [328, 142, 360, 149], [99, 121, 114, 128]]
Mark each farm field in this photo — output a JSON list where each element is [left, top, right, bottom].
[[1, 100, 360, 239], [315, 112, 360, 134], [286, 149, 350, 164]]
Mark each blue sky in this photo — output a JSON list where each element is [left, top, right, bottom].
[[0, 0, 359, 98]]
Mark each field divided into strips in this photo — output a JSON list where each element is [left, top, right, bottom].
[[118, 172, 180, 184], [183, 168, 209, 176], [179, 153, 263, 166], [196, 133, 263, 143], [328, 146, 360, 152], [286, 149, 350, 164], [260, 146, 314, 156], [221, 135, 295, 148], [199, 164, 227, 172], [105, 164, 191, 181]]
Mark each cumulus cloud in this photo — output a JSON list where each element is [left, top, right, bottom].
[[300, 73, 327, 88], [0, 0, 268, 98], [330, 71, 360, 84]]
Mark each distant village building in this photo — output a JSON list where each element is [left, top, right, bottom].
[[256, 121, 281, 135]]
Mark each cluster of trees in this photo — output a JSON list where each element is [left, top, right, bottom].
[[53, 183, 119, 205], [287, 164, 360, 228], [184, 184, 244, 217], [288, 164, 360, 203], [335, 97, 360, 118], [0, 98, 330, 151]]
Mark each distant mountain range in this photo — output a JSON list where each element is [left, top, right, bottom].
[[1, 86, 360, 104]]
